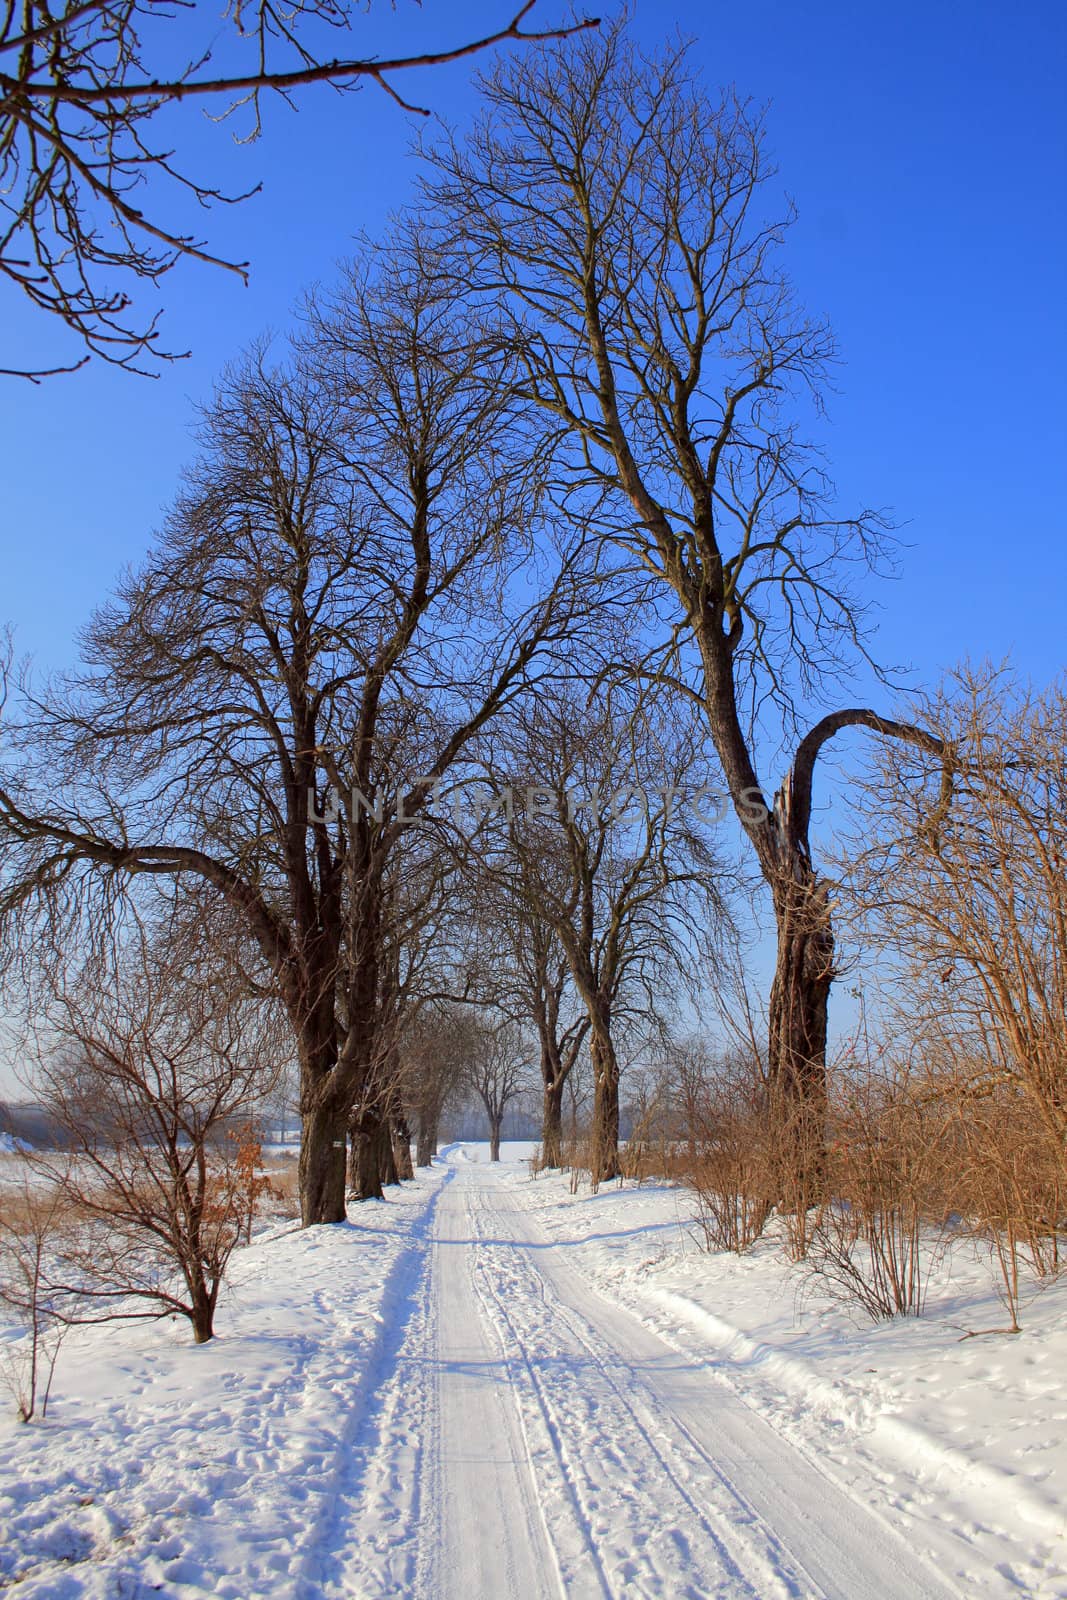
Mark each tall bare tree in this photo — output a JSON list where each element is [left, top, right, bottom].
[[426, 21, 943, 1179], [0, 243, 587, 1224], [0, 1, 597, 376]]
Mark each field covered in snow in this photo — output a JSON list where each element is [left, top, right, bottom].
[[0, 1143, 1064, 1598]]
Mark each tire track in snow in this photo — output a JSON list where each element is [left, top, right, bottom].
[[312, 1156, 564, 1600], [456, 1174, 607, 1599], [491, 1167, 964, 1600], [429, 1170, 566, 1600], [463, 1170, 804, 1600]]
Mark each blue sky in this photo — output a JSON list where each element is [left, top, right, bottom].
[[0, 1, 1065, 1081], [2, 0, 1064, 700]]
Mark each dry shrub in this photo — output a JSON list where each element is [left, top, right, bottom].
[[930, 1072, 1064, 1331], [805, 1078, 947, 1320], [620, 1141, 707, 1184], [619, 1079, 667, 1183], [683, 1062, 772, 1255], [620, 1074, 683, 1184], [263, 1157, 301, 1218], [563, 1129, 596, 1194], [763, 1092, 828, 1262], [0, 1177, 77, 1421], [839, 669, 1067, 1325], [221, 1124, 279, 1244], [556, 1124, 624, 1196], [800, 1056, 1064, 1327]]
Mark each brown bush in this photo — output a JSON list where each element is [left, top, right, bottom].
[[0, 1176, 77, 1420], [925, 1070, 1064, 1331], [681, 1058, 773, 1255], [804, 1075, 949, 1319]]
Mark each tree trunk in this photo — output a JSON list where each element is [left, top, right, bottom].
[[348, 1111, 385, 1201], [416, 1108, 438, 1167], [299, 1098, 349, 1226], [489, 1117, 502, 1162], [377, 1115, 399, 1187], [589, 1022, 620, 1185], [392, 1114, 414, 1180], [188, 1264, 217, 1344], [766, 865, 833, 1202], [542, 1076, 564, 1168], [184, 1248, 217, 1337]]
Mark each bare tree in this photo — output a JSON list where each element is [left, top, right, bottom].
[[425, 19, 945, 1188], [507, 910, 588, 1170], [0, 1, 597, 377], [21, 905, 285, 1344], [0, 244, 587, 1224], [464, 1017, 531, 1161], [0, 1177, 73, 1420], [463, 855, 589, 1168]]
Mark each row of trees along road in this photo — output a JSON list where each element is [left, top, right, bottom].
[[0, 19, 949, 1223], [0, 245, 593, 1224]]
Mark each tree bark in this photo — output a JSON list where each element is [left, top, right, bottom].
[[189, 1280, 217, 1344], [589, 1022, 620, 1185], [765, 864, 833, 1201], [348, 1110, 385, 1201], [489, 1118, 502, 1162], [377, 1115, 399, 1187], [392, 1114, 414, 1180], [299, 1098, 349, 1226], [541, 1075, 564, 1168], [768, 872, 834, 1103]]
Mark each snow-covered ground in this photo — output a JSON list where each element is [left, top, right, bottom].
[[0, 1144, 1063, 1597]]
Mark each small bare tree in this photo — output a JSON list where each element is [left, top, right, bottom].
[[464, 1018, 532, 1161], [0, 1176, 73, 1420], [25, 907, 285, 1343]]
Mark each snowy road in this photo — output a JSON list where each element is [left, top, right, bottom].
[[319, 1148, 962, 1600], [3, 1144, 1053, 1598]]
